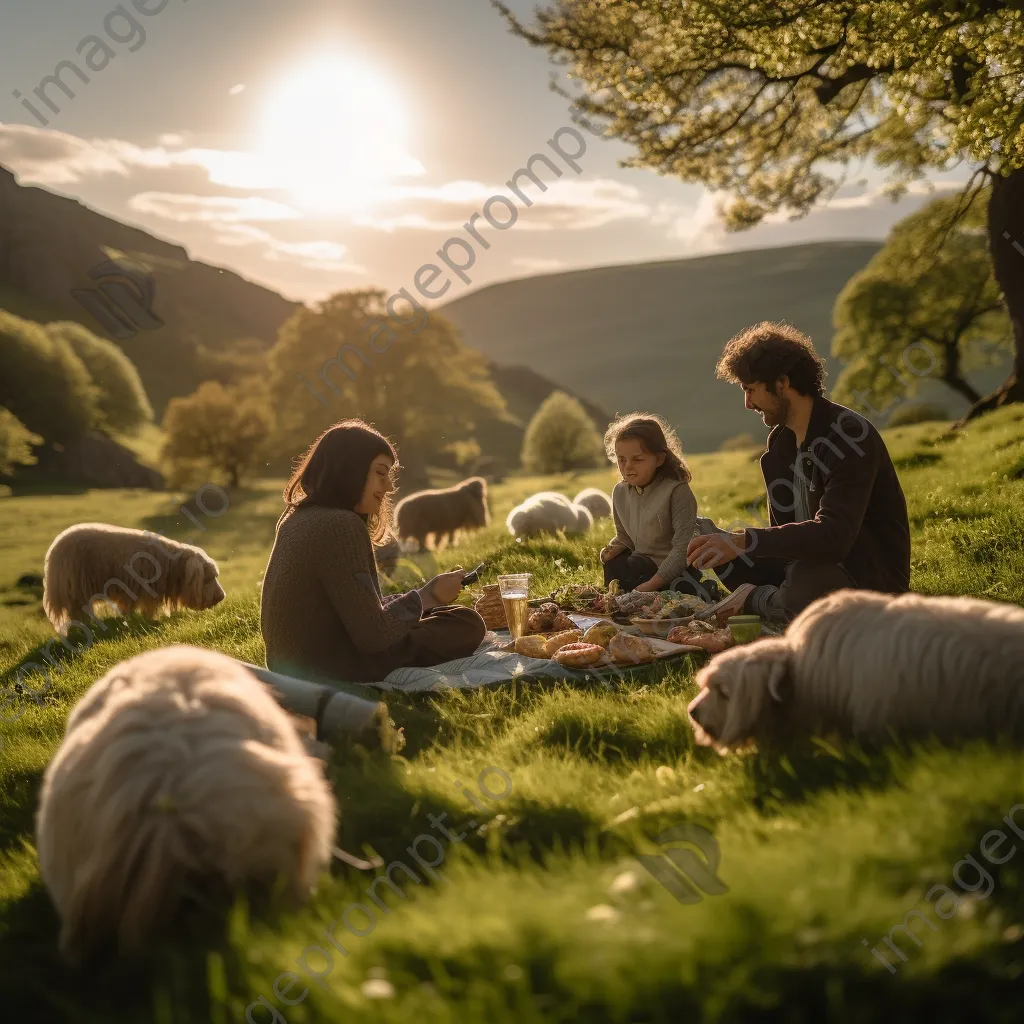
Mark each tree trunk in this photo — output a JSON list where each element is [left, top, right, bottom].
[[942, 340, 982, 404], [960, 166, 1024, 422]]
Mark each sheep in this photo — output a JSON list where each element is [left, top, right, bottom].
[[42, 523, 225, 633], [687, 588, 1024, 753], [35, 645, 336, 960], [394, 477, 489, 550], [573, 488, 613, 521], [506, 492, 594, 539]]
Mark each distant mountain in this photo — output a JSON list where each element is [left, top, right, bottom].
[[0, 166, 609, 474], [0, 166, 300, 415], [440, 241, 887, 452]]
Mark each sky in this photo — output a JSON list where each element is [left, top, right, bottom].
[[0, 0, 967, 304]]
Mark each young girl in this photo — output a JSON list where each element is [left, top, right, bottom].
[[600, 413, 717, 596], [260, 420, 485, 683]]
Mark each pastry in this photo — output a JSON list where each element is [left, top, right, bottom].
[[608, 632, 657, 666], [551, 610, 576, 631], [583, 622, 620, 648], [553, 642, 609, 669], [514, 634, 551, 659], [543, 629, 584, 658], [526, 601, 562, 632]]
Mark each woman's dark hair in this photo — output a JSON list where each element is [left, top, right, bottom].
[[604, 412, 691, 483], [279, 420, 397, 542], [716, 321, 827, 397]]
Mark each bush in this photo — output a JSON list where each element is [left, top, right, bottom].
[[521, 391, 604, 473], [46, 321, 153, 434], [161, 381, 271, 488], [0, 408, 43, 477], [0, 309, 98, 442], [887, 402, 950, 427], [719, 432, 758, 452]]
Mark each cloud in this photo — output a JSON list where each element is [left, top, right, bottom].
[[355, 178, 649, 232], [511, 257, 566, 273], [128, 192, 302, 223], [208, 222, 364, 273]]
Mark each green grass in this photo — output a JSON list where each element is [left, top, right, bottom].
[[2, 410, 1024, 1022]]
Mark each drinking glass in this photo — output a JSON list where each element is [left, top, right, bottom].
[[498, 573, 532, 640]]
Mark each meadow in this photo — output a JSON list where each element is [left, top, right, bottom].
[[1, 408, 1024, 1022]]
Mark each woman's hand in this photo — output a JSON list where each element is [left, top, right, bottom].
[[633, 576, 665, 594], [420, 567, 465, 608]]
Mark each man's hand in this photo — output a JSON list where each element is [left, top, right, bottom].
[[686, 533, 748, 570], [600, 541, 626, 564], [420, 567, 465, 607]]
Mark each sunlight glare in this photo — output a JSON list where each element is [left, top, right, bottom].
[[258, 55, 422, 215]]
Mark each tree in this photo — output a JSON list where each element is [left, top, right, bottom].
[[46, 321, 154, 434], [267, 289, 510, 481], [495, 0, 1024, 415], [832, 191, 1012, 414], [0, 408, 43, 477], [521, 390, 605, 473], [161, 381, 271, 488], [0, 309, 98, 442]]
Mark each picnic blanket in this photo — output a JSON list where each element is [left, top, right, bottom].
[[373, 634, 590, 693]]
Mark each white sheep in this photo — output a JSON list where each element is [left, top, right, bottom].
[[506, 493, 594, 539], [572, 488, 613, 521]]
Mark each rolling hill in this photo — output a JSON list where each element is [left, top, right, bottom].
[[441, 241, 1009, 452]]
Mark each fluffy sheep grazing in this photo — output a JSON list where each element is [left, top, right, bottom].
[[43, 524, 225, 632], [687, 589, 1024, 754], [573, 488, 613, 521], [35, 645, 337, 961], [394, 477, 489, 550], [506, 493, 594, 538]]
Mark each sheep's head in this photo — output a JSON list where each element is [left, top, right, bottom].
[[185, 555, 225, 610], [688, 639, 793, 754]]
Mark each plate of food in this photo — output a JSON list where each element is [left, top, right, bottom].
[[628, 593, 709, 635]]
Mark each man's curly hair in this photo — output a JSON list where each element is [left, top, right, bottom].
[[716, 322, 827, 398]]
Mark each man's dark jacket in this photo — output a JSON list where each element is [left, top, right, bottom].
[[747, 396, 911, 594]]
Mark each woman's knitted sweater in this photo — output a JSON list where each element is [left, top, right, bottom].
[[260, 505, 422, 683]]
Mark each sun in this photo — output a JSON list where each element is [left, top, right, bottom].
[[257, 55, 422, 215]]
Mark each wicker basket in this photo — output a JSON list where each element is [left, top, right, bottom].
[[475, 584, 507, 630]]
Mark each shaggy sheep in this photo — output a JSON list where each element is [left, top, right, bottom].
[[42, 523, 225, 633], [687, 589, 1024, 753], [573, 488, 613, 521], [394, 477, 489, 550], [35, 645, 337, 960], [506, 492, 594, 538]]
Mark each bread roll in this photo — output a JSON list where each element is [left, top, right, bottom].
[[544, 629, 584, 658], [514, 634, 551, 659], [608, 633, 657, 666], [553, 642, 608, 669]]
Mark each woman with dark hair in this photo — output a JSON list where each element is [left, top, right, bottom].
[[260, 420, 485, 683], [600, 413, 719, 597]]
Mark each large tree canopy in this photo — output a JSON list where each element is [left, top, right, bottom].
[[268, 290, 509, 484], [832, 189, 1011, 412], [495, 0, 1024, 412]]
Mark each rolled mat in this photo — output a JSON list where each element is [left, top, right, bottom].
[[238, 662, 404, 753]]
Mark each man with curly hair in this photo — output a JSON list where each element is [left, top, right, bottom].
[[687, 322, 911, 625]]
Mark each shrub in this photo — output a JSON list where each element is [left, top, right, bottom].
[[0, 309, 98, 442], [521, 391, 604, 473], [0, 407, 43, 477], [887, 402, 950, 427], [46, 321, 153, 434]]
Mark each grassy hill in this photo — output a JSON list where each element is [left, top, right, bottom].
[[1, 407, 1023, 1021], [441, 241, 1011, 452]]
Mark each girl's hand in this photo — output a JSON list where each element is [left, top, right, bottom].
[[600, 542, 625, 564]]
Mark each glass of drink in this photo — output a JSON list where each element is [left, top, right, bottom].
[[498, 573, 532, 640]]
